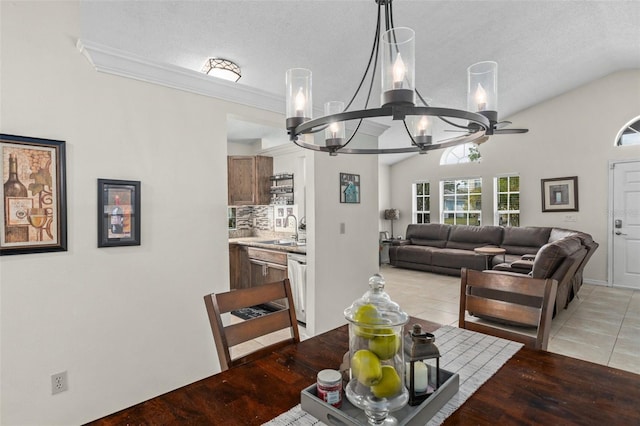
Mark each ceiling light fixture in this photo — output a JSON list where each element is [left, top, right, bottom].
[[285, 0, 527, 155], [202, 58, 241, 82]]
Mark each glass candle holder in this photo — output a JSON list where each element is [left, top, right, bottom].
[[381, 27, 415, 107], [324, 101, 345, 152], [467, 61, 498, 121], [286, 68, 312, 130]]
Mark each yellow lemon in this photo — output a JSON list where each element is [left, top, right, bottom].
[[368, 332, 400, 360], [371, 365, 402, 399], [351, 349, 382, 386], [353, 304, 382, 338]]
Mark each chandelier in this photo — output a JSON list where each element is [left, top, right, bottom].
[[285, 0, 527, 155]]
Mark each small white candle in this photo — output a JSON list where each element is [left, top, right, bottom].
[[474, 83, 487, 111], [392, 53, 406, 89], [405, 361, 429, 392], [294, 88, 306, 117]]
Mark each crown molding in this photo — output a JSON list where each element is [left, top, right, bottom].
[[76, 39, 388, 138]]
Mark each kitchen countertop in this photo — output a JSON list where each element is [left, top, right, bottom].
[[229, 237, 307, 255]]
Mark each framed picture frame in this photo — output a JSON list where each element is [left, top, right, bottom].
[[541, 176, 579, 212], [1, 134, 67, 255], [340, 172, 360, 204], [98, 179, 141, 247]]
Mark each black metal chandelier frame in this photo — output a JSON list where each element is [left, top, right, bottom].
[[286, 0, 526, 155]]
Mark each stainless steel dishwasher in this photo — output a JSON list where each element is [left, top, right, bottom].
[[287, 252, 307, 324]]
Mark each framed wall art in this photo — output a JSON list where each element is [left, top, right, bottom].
[[98, 179, 141, 247], [1, 134, 67, 255], [541, 176, 578, 212], [340, 172, 360, 204]]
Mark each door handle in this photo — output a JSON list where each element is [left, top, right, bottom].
[[615, 231, 628, 236]]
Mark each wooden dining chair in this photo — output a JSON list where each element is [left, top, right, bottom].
[[459, 268, 558, 350], [204, 279, 300, 371]]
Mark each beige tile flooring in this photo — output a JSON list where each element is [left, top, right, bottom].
[[380, 264, 640, 375], [228, 265, 639, 375]]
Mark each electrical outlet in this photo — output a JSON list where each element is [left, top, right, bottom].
[[51, 371, 68, 395]]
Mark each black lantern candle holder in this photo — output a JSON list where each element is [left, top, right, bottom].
[[403, 324, 441, 406]]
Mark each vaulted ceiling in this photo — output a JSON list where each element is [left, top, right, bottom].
[[81, 1, 640, 163]]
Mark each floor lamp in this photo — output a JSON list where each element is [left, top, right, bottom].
[[384, 209, 400, 239]]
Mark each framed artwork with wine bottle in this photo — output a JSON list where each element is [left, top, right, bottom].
[[1, 134, 67, 255], [97, 179, 141, 247]]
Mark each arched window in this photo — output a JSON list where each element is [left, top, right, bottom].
[[615, 116, 640, 146], [440, 143, 480, 165]]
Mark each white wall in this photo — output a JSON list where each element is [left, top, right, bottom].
[[0, 2, 281, 424], [389, 70, 640, 283], [305, 133, 380, 336], [378, 163, 392, 235]]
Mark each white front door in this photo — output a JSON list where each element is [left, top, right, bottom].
[[612, 160, 640, 289]]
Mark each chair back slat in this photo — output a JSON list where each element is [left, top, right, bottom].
[[225, 310, 296, 347], [465, 295, 541, 328], [204, 278, 300, 371], [214, 281, 288, 313], [459, 268, 558, 350]]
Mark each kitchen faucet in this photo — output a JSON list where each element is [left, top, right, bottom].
[[285, 214, 298, 242]]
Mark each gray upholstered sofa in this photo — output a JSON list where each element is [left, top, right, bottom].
[[389, 224, 598, 312]]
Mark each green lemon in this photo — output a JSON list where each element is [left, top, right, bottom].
[[371, 365, 402, 399], [368, 332, 400, 360], [351, 349, 382, 386], [353, 304, 382, 338]]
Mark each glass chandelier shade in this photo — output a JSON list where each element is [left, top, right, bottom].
[[285, 68, 313, 130], [467, 61, 498, 121], [324, 101, 346, 154], [381, 27, 416, 107]]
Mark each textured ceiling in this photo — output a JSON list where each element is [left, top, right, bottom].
[[81, 0, 640, 162]]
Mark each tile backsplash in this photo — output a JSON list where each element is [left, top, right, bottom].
[[228, 205, 274, 238], [228, 205, 305, 241]]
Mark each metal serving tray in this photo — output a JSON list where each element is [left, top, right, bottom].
[[301, 368, 459, 426]]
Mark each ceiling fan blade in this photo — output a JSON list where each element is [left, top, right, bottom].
[[494, 120, 512, 129], [493, 128, 529, 134]]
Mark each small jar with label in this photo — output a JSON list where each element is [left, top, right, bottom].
[[317, 369, 342, 408]]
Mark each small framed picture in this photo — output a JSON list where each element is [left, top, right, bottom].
[[1, 134, 67, 255], [98, 179, 141, 247], [340, 172, 360, 204], [541, 176, 578, 212]]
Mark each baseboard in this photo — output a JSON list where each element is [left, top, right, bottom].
[[583, 278, 608, 287]]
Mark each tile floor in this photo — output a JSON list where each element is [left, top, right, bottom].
[[379, 264, 640, 375], [228, 265, 640, 375]]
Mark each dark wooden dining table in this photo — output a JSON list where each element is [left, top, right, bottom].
[[86, 317, 640, 425]]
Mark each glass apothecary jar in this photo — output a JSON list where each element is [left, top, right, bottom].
[[344, 274, 409, 425]]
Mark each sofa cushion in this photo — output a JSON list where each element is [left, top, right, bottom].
[[500, 226, 551, 255], [406, 223, 451, 248], [532, 237, 583, 279], [446, 225, 503, 250], [392, 245, 435, 264], [431, 248, 486, 270]]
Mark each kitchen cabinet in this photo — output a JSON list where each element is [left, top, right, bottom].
[[228, 156, 273, 205], [229, 243, 250, 290]]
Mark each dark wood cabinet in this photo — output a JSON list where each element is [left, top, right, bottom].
[[229, 243, 250, 290], [230, 245, 289, 306], [228, 156, 273, 205]]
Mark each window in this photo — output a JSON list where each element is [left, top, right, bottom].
[[440, 143, 479, 165], [228, 207, 237, 230], [413, 182, 430, 223], [495, 176, 520, 226], [616, 116, 640, 146], [441, 178, 482, 225]]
